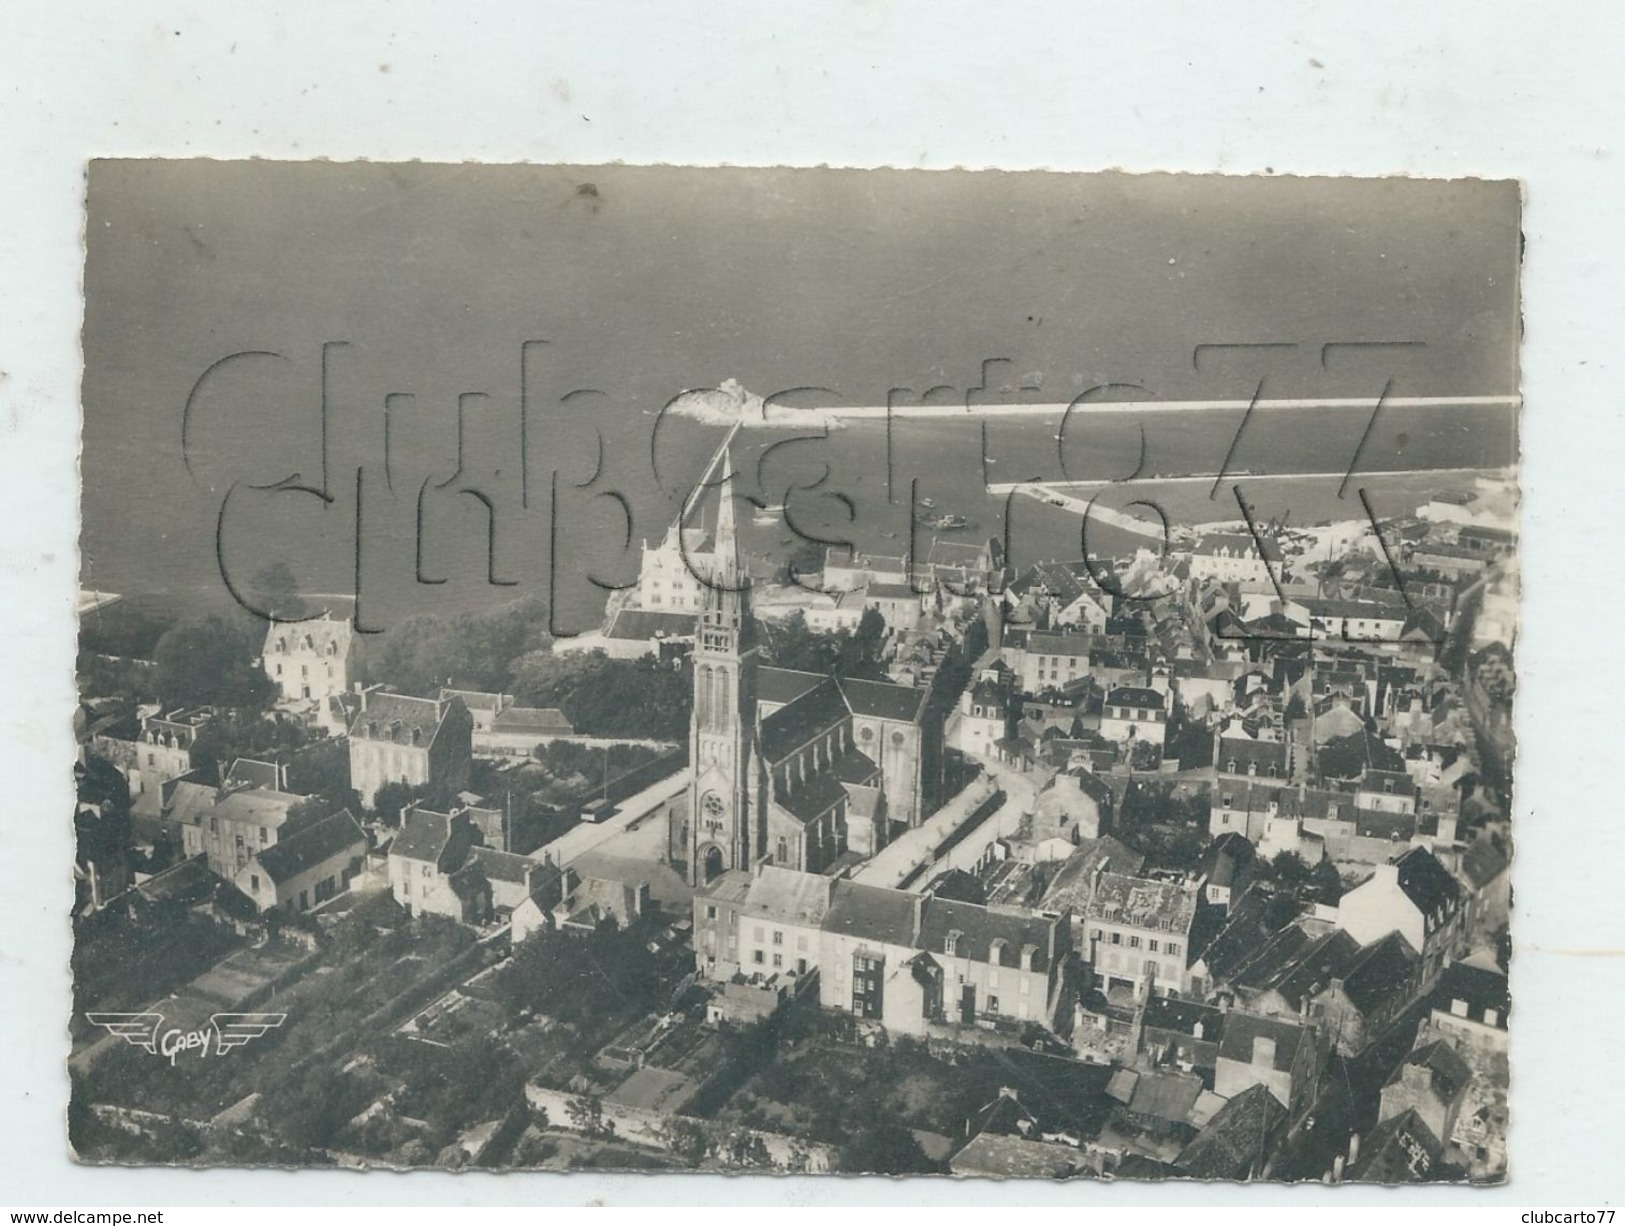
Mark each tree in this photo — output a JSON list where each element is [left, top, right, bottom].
[[762, 609, 889, 681], [1269, 850, 1311, 889], [371, 780, 428, 825], [188, 709, 309, 785], [566, 1094, 611, 1139], [374, 594, 553, 696], [74, 754, 132, 901], [1308, 857, 1344, 903], [246, 561, 308, 622], [285, 736, 361, 814], [838, 1119, 939, 1175], [152, 616, 275, 711], [510, 649, 690, 740]]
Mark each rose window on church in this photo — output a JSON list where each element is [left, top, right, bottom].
[[702, 791, 726, 834]]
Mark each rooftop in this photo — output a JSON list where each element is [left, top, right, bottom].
[[1085, 871, 1197, 932], [253, 811, 366, 885], [823, 880, 919, 948]]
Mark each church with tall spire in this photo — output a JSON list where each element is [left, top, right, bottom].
[[671, 446, 920, 885], [685, 449, 764, 883]]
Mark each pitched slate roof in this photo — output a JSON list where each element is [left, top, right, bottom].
[[838, 676, 928, 723], [1039, 836, 1146, 912], [490, 706, 575, 734], [1192, 888, 1302, 980], [829, 747, 881, 786], [1231, 922, 1321, 994], [774, 768, 850, 825], [604, 608, 699, 641], [1253, 930, 1361, 1010], [469, 846, 533, 884], [1430, 961, 1509, 1028], [210, 787, 306, 829], [568, 848, 693, 909], [737, 864, 835, 926], [1193, 532, 1282, 563], [918, 897, 1055, 972], [224, 758, 285, 791], [1393, 846, 1463, 916], [1217, 1013, 1313, 1074], [1104, 686, 1165, 710], [351, 692, 462, 746], [758, 677, 850, 763], [1174, 1083, 1287, 1180], [1338, 931, 1419, 1014], [1085, 872, 1197, 931], [1461, 838, 1510, 889], [263, 613, 352, 657], [823, 881, 919, 947], [1142, 996, 1226, 1042], [1126, 1070, 1204, 1123], [1216, 735, 1289, 776], [1198, 833, 1256, 889], [1347, 1109, 1443, 1183], [949, 1132, 1098, 1180], [439, 687, 508, 712], [254, 811, 366, 885], [756, 666, 824, 709], [1388, 1039, 1473, 1105], [391, 807, 456, 862]]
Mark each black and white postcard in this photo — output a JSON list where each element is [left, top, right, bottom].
[[71, 164, 1518, 1182]]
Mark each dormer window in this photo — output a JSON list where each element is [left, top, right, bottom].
[[944, 930, 960, 957]]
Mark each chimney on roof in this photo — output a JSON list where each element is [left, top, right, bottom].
[[912, 892, 926, 943], [1252, 1035, 1277, 1067]]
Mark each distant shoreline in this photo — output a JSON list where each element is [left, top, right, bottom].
[[731, 394, 1520, 427], [987, 465, 1515, 496]]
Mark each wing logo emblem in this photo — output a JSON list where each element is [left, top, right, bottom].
[[85, 1011, 286, 1064]]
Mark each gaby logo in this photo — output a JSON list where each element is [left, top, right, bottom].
[[86, 1012, 287, 1066]]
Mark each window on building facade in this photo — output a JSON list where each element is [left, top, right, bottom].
[[1166, 942, 1180, 956], [987, 995, 1000, 1013], [752, 950, 764, 965], [772, 930, 783, 946], [773, 953, 783, 968], [1110, 932, 1121, 945], [706, 905, 717, 920]]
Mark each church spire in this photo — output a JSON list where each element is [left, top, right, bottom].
[[713, 445, 739, 582]]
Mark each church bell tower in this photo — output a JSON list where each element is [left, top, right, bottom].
[[686, 449, 760, 884]]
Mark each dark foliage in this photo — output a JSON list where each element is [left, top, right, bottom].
[[152, 615, 275, 712]]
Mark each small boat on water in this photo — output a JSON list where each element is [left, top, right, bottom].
[[914, 510, 976, 531], [753, 504, 785, 526]]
